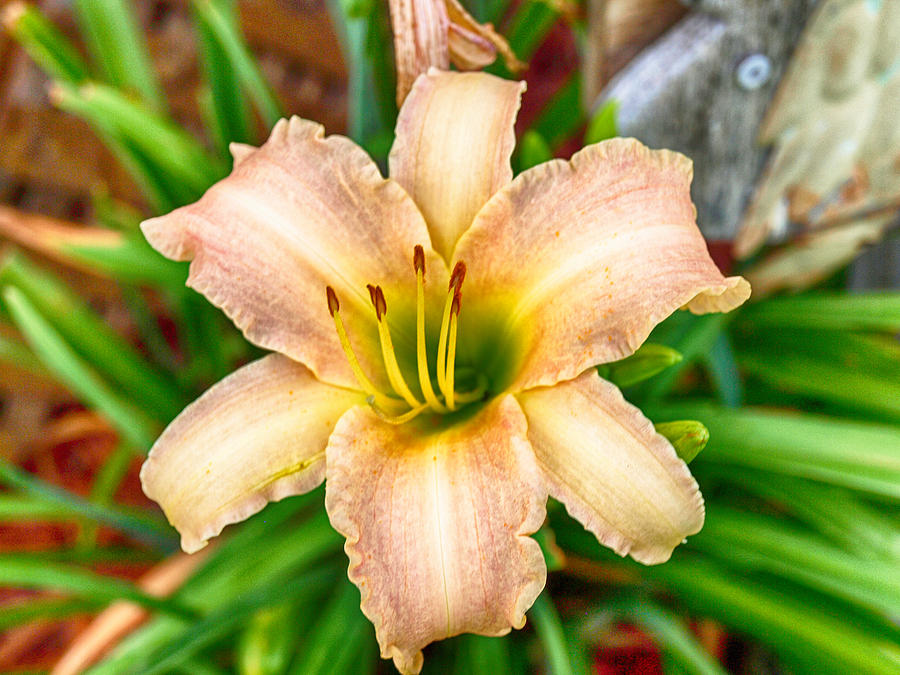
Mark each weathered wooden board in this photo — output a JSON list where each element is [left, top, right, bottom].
[[596, 0, 818, 241]]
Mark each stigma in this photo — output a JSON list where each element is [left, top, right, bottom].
[[326, 248, 484, 424]]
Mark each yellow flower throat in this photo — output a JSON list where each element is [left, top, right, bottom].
[[326, 246, 486, 424]]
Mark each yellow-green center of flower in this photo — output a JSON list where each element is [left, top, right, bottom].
[[326, 246, 487, 424]]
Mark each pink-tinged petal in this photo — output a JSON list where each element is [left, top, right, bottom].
[[517, 370, 704, 565], [389, 70, 524, 261], [141, 354, 362, 553], [142, 117, 447, 390], [325, 396, 547, 674], [454, 138, 750, 391], [389, 0, 450, 104]]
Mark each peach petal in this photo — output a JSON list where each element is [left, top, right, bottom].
[[142, 117, 447, 390], [141, 355, 362, 553], [454, 137, 750, 391], [324, 396, 547, 674], [517, 370, 704, 564], [389, 70, 524, 261]]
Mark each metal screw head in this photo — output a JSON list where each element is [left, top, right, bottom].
[[735, 53, 772, 90]]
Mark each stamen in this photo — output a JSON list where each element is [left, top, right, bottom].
[[445, 290, 461, 410], [368, 396, 430, 425], [370, 285, 422, 409], [326, 287, 402, 411], [413, 246, 447, 413], [436, 262, 466, 403]]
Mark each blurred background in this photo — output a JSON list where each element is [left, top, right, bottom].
[[0, 1, 898, 673]]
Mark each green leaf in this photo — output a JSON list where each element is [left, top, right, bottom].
[[654, 421, 709, 463], [72, 0, 165, 110], [0, 597, 103, 632], [52, 82, 225, 204], [452, 634, 517, 675], [0, 253, 185, 421], [79, 115, 182, 213], [654, 403, 900, 499], [191, 0, 283, 129], [237, 603, 297, 675], [87, 503, 342, 674], [0, 458, 176, 550], [326, 0, 396, 155], [531, 74, 582, 149], [736, 330, 900, 423], [534, 526, 566, 571], [2, 285, 160, 450], [516, 130, 553, 172], [643, 313, 730, 399], [584, 99, 617, 145], [692, 508, 900, 617], [287, 579, 374, 675], [119, 284, 179, 373], [710, 470, 900, 561], [503, 0, 560, 64], [3, 2, 89, 83], [652, 557, 900, 675], [0, 495, 88, 521], [603, 342, 682, 388], [60, 232, 188, 287], [81, 440, 144, 548], [0, 558, 196, 617], [136, 567, 339, 675], [192, 2, 254, 154], [741, 292, 900, 332], [0, 328, 46, 376], [703, 331, 742, 407], [530, 593, 589, 675]]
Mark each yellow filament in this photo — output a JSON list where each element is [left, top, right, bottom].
[[435, 291, 454, 402], [332, 310, 400, 410], [416, 269, 447, 412], [445, 306, 459, 410], [376, 315, 422, 409], [369, 398, 430, 425]]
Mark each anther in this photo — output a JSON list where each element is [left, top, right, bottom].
[[326, 286, 340, 317], [451, 289, 461, 317], [437, 264, 466, 408], [366, 283, 388, 321], [449, 261, 466, 292], [325, 286, 402, 412], [413, 245, 425, 276]]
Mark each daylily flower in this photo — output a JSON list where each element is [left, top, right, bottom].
[[140, 69, 749, 674]]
